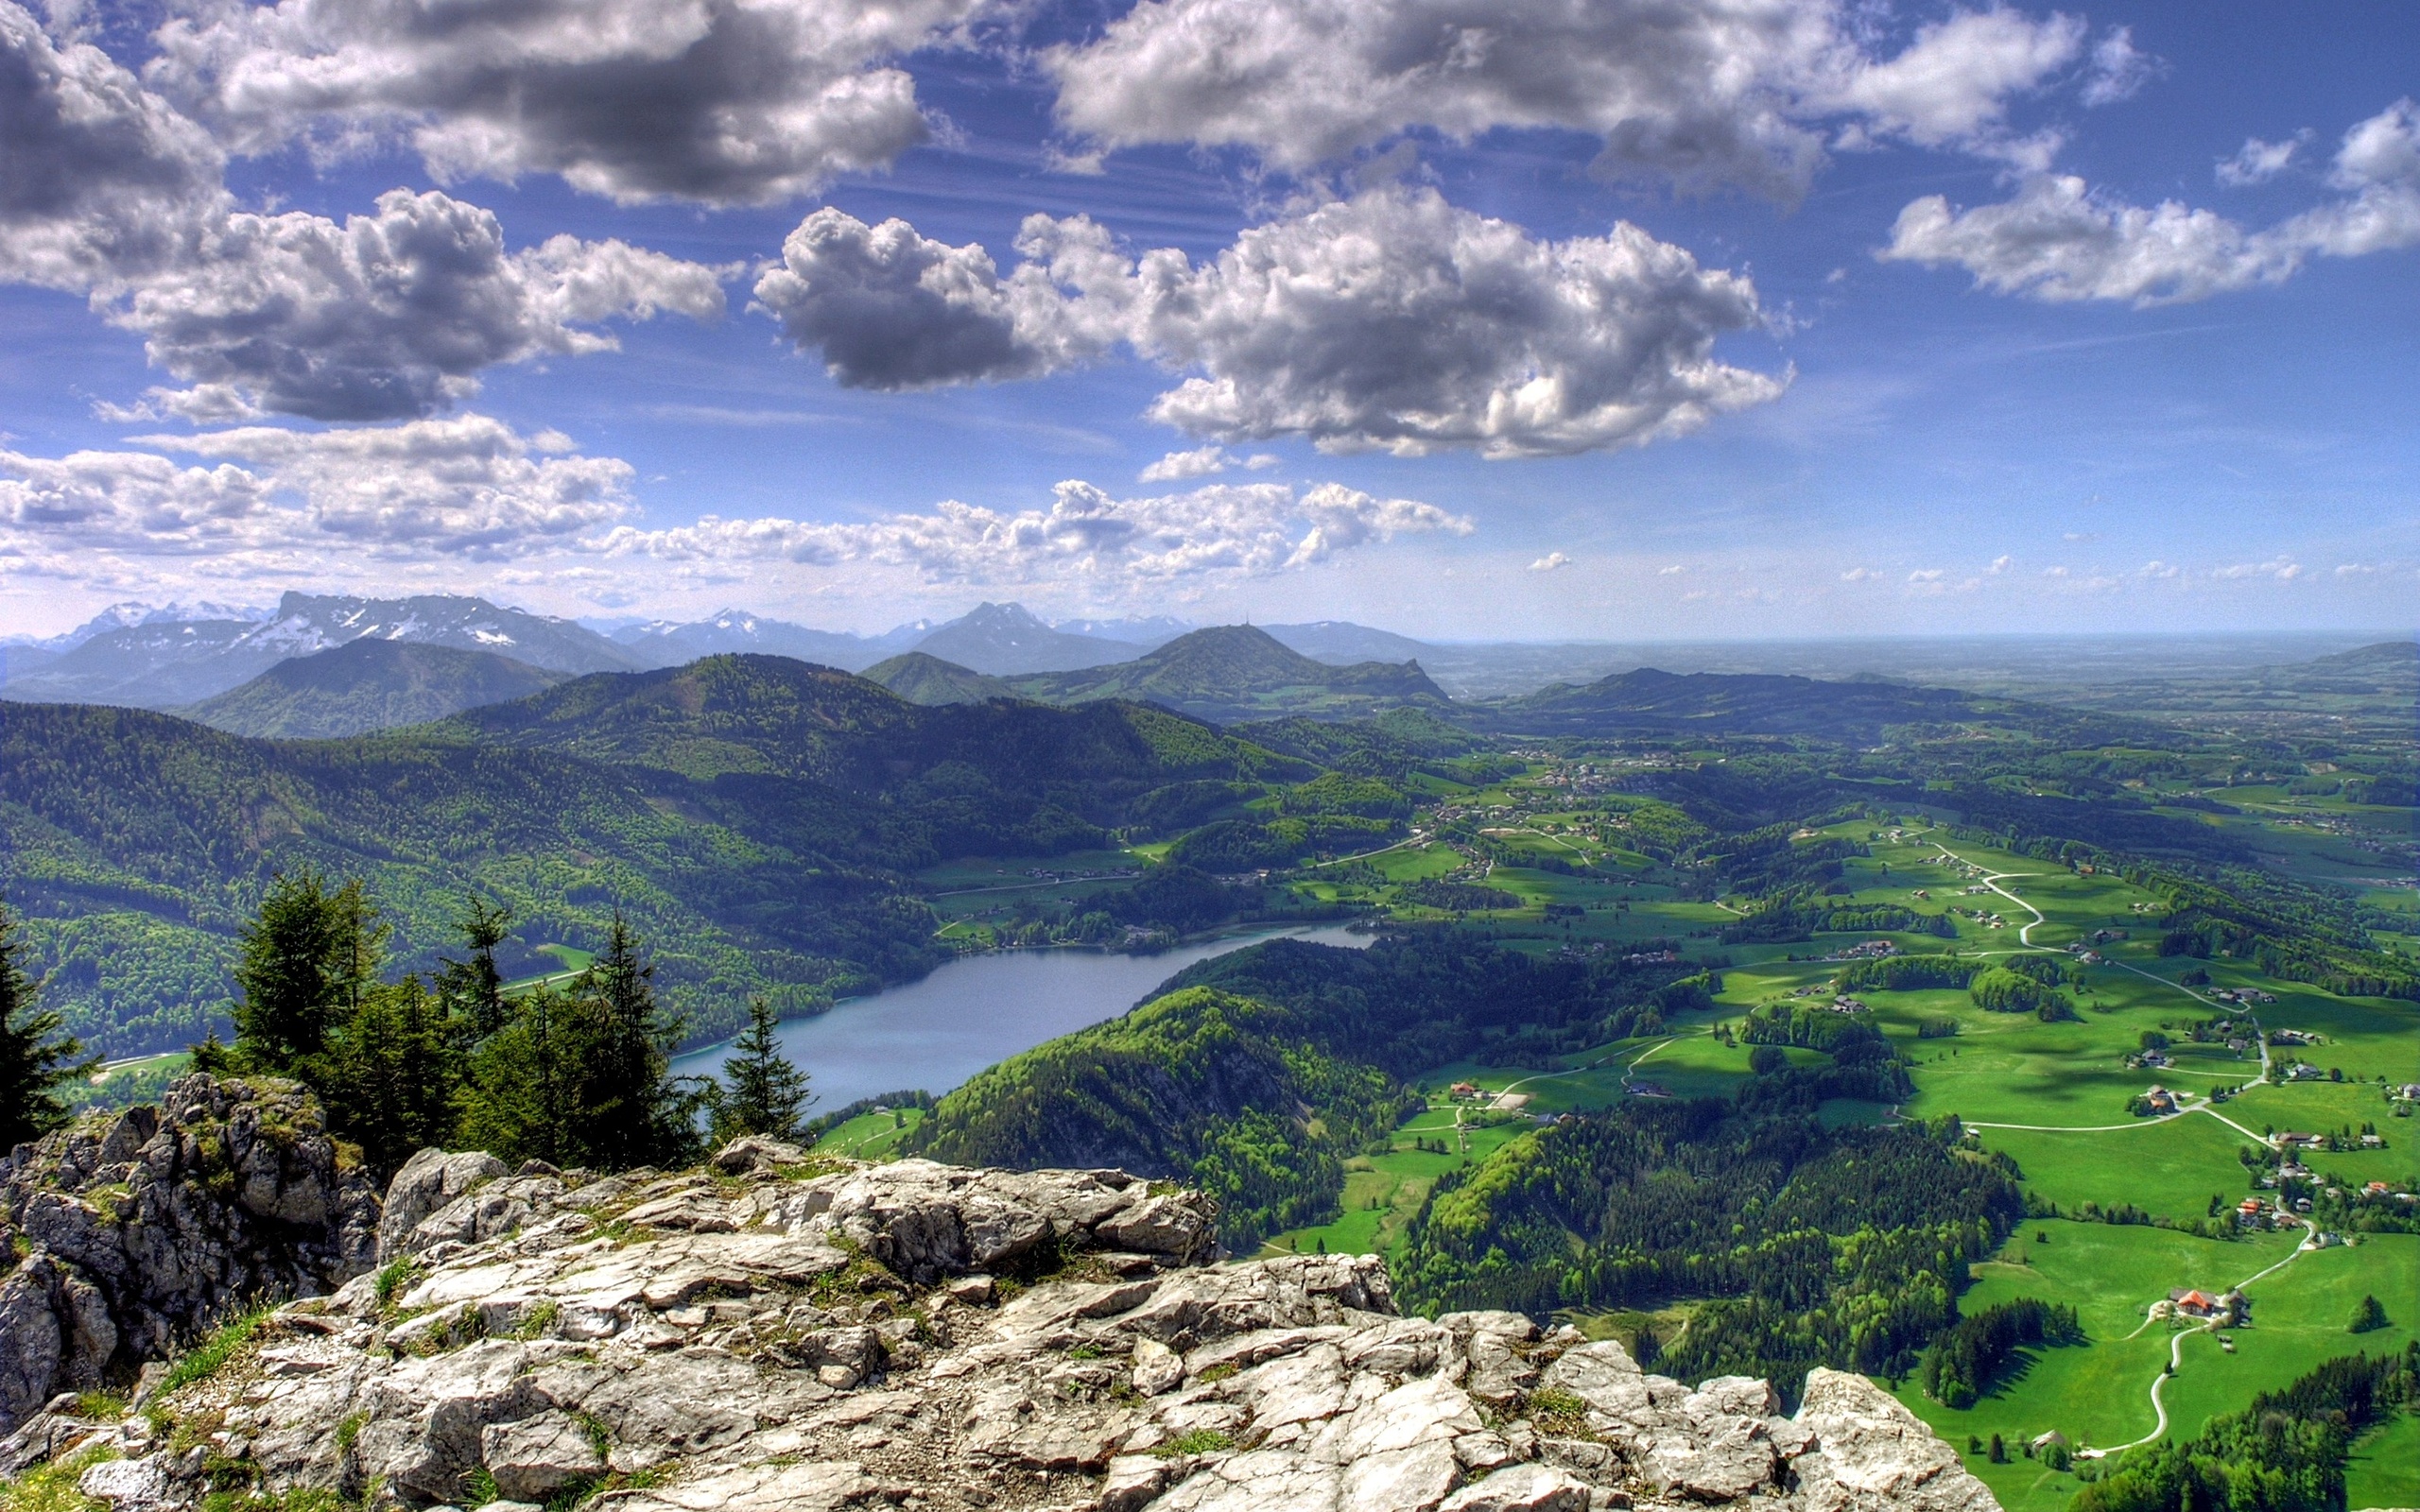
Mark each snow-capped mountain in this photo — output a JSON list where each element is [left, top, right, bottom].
[[2, 593, 636, 709]]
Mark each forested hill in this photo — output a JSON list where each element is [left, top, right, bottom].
[[440, 654, 1291, 785], [0, 662, 1299, 1057], [1009, 626, 1451, 723], [182, 639, 568, 738], [1479, 666, 2142, 745]]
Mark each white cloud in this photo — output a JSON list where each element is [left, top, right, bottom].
[[1907, 567, 1944, 581], [0, 2, 228, 291], [1840, 565, 1878, 581], [1881, 98, 2420, 304], [102, 191, 729, 421], [0, 445, 267, 552], [600, 476, 1470, 585], [1987, 553, 2013, 573], [0, 11, 729, 421], [1137, 445, 1278, 482], [1529, 551, 1571, 572], [1047, 0, 2097, 198], [139, 414, 637, 556], [1658, 563, 1685, 575], [2078, 26, 2154, 108], [757, 186, 1786, 457], [147, 0, 989, 206], [2216, 131, 2307, 187]]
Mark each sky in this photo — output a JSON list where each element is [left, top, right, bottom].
[[1, 0, 2414, 642]]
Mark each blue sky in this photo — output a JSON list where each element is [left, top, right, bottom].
[[1, 0, 2413, 640]]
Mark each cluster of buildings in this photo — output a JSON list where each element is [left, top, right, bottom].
[[2155, 1287, 2245, 1325]]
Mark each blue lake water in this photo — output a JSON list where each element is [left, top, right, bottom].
[[670, 925, 1373, 1111]]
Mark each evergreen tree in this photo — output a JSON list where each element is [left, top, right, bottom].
[[0, 903, 99, 1151], [2348, 1294, 2389, 1333], [232, 870, 384, 1072], [710, 997, 812, 1146], [324, 976, 462, 1174], [572, 915, 705, 1169], [436, 898, 513, 1040], [458, 982, 586, 1167]]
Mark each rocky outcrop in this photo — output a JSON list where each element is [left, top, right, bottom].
[[8, 1140, 1998, 1512], [0, 1075, 380, 1435]]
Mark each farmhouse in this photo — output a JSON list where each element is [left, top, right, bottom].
[[2275, 1131, 2325, 1149], [2142, 1087, 2180, 1115], [2169, 1289, 2220, 1318]]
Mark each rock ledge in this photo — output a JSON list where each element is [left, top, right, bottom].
[[5, 1139, 1999, 1512]]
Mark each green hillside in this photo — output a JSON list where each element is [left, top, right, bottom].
[[860, 651, 1017, 705], [182, 638, 569, 737], [1010, 625, 1451, 722], [0, 657, 1301, 1057], [1482, 666, 2139, 745]]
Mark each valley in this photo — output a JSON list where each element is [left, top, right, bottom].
[[4, 618, 2412, 1512]]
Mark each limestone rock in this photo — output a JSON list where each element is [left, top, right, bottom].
[[377, 1151, 509, 1263], [5, 1141, 1996, 1512], [0, 1075, 379, 1435]]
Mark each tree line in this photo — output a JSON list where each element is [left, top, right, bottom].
[[0, 875, 813, 1177]]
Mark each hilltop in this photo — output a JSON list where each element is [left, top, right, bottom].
[[181, 638, 569, 738], [1012, 625, 1451, 723], [860, 650, 1018, 705]]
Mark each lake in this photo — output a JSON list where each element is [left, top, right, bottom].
[[670, 924, 1373, 1110]]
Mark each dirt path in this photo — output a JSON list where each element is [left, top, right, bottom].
[[2087, 1219, 2323, 1458]]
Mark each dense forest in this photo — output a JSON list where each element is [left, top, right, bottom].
[[1391, 1071, 2023, 1397], [908, 934, 1711, 1247]]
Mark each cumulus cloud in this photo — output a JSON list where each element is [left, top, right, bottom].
[[600, 476, 1470, 584], [1138, 445, 1278, 481], [139, 414, 637, 555], [105, 190, 729, 421], [1529, 551, 1571, 572], [757, 186, 1786, 457], [0, 445, 267, 551], [0, 1, 228, 290], [1047, 0, 2102, 198], [1881, 98, 2420, 304], [1, 11, 729, 420], [147, 0, 989, 206], [752, 208, 1132, 388], [2216, 131, 2306, 187]]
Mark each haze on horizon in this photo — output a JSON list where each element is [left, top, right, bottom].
[[1, 0, 2414, 644]]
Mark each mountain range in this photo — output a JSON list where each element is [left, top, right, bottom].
[[2, 593, 640, 708], [180, 639, 572, 739]]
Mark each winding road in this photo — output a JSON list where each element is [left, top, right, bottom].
[[1921, 846, 2320, 1464]]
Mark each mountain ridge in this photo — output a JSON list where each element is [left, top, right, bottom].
[[180, 638, 571, 739]]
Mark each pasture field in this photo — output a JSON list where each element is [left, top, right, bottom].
[[813, 1106, 927, 1160]]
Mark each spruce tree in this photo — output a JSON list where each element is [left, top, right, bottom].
[[2348, 1294, 2389, 1333], [711, 997, 812, 1146], [573, 915, 704, 1169], [325, 976, 462, 1175], [0, 903, 98, 1151], [436, 897, 513, 1040], [232, 870, 384, 1073]]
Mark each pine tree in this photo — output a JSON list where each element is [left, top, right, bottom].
[[573, 914, 705, 1170], [711, 997, 811, 1146], [0, 903, 98, 1151], [457, 982, 586, 1167], [325, 976, 463, 1175], [2348, 1294, 2389, 1333], [232, 870, 385, 1073], [436, 897, 513, 1040]]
